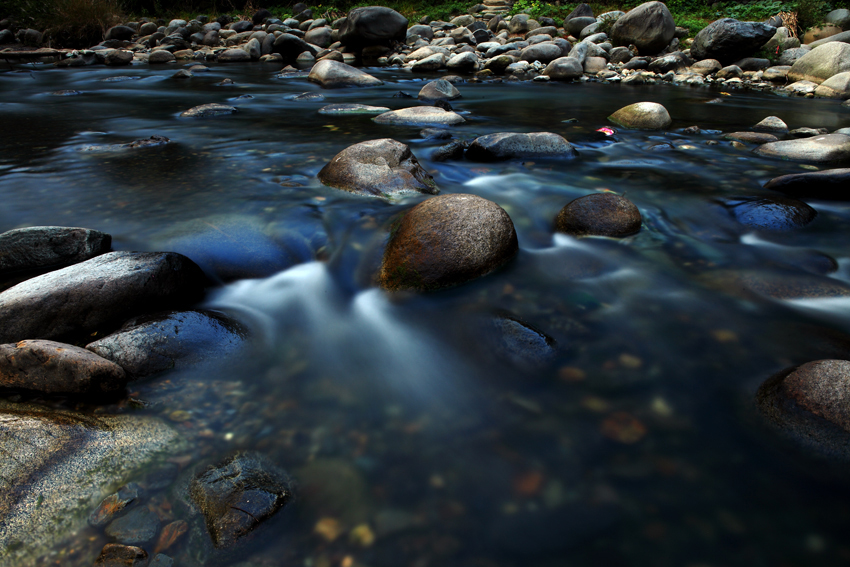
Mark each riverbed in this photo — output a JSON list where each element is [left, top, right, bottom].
[[2, 61, 850, 567]]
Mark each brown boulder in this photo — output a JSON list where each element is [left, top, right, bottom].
[[555, 193, 642, 237]]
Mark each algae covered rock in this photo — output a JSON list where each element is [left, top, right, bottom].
[[608, 102, 671, 129], [380, 194, 518, 291]]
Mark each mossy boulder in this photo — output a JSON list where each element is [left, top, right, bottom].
[[608, 102, 671, 129]]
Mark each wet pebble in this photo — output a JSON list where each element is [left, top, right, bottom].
[[105, 506, 161, 545], [90, 483, 143, 527]]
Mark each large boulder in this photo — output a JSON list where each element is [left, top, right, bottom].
[[379, 194, 518, 291], [555, 193, 642, 237], [0, 340, 127, 394], [86, 310, 249, 380], [339, 6, 407, 47], [826, 9, 850, 30], [466, 132, 578, 161], [0, 251, 208, 343], [543, 56, 584, 80], [814, 71, 850, 98], [188, 452, 291, 549], [307, 59, 383, 88], [608, 102, 671, 129], [788, 42, 850, 84], [754, 134, 850, 163], [0, 400, 182, 566], [0, 226, 111, 280], [764, 168, 850, 200], [317, 138, 439, 197], [610, 1, 675, 55], [690, 18, 775, 64], [271, 33, 316, 62]]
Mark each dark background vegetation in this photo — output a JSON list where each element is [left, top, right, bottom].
[[2, 0, 847, 49]]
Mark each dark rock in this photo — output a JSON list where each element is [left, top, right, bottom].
[[105, 50, 133, 66], [318, 103, 389, 115], [0, 226, 110, 282], [0, 340, 127, 394], [16, 28, 43, 46], [764, 168, 850, 200], [555, 193, 642, 237], [722, 196, 817, 231], [648, 52, 689, 73], [105, 25, 135, 41], [217, 48, 251, 62], [565, 3, 594, 22], [149, 554, 174, 567], [567, 16, 596, 38], [724, 132, 779, 144], [752, 115, 788, 133], [466, 132, 577, 161], [230, 20, 253, 33], [610, 1, 675, 55], [307, 59, 382, 88], [87, 310, 249, 379], [339, 6, 407, 47], [90, 484, 142, 527], [690, 18, 776, 65], [318, 138, 438, 197], [754, 134, 850, 163], [789, 127, 830, 138], [379, 194, 518, 291], [485, 314, 556, 369], [189, 452, 291, 548], [707, 270, 850, 300], [94, 544, 148, 567], [431, 140, 465, 162], [0, 251, 207, 343], [252, 9, 272, 25], [0, 400, 181, 566], [0, 30, 14, 44], [418, 78, 461, 101], [180, 103, 238, 117], [271, 33, 316, 62], [105, 506, 160, 545], [735, 56, 770, 71], [757, 360, 850, 459]]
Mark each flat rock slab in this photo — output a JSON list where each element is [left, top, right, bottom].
[[754, 134, 850, 163], [466, 132, 578, 161], [0, 400, 182, 566], [0, 339, 127, 394], [318, 103, 389, 115], [373, 106, 465, 126], [307, 59, 383, 88], [0, 251, 208, 344], [87, 310, 250, 380], [724, 132, 779, 144], [763, 168, 850, 200], [179, 103, 238, 118], [0, 226, 111, 278], [79, 135, 171, 153]]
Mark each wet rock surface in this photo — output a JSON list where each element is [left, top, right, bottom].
[[318, 138, 439, 197], [87, 310, 250, 380], [723, 196, 817, 231], [0, 339, 127, 394], [0, 251, 208, 344], [555, 193, 642, 237], [318, 103, 389, 115], [339, 6, 408, 47], [188, 452, 291, 549], [179, 103, 238, 118], [307, 59, 383, 88], [373, 106, 465, 126], [690, 18, 776, 64], [0, 400, 181, 566], [380, 194, 518, 291], [754, 134, 850, 163], [94, 543, 149, 567], [466, 132, 578, 161], [764, 168, 850, 200], [0, 226, 111, 281], [610, 1, 675, 55], [90, 483, 142, 527]]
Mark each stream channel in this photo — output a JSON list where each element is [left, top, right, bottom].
[[2, 61, 850, 567]]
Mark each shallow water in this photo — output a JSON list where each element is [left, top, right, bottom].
[[3, 61, 850, 567]]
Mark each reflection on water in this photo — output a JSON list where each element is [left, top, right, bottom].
[[3, 62, 850, 566]]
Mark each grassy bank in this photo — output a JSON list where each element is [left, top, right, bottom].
[[2, 0, 840, 48]]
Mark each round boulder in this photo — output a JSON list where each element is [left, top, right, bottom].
[[555, 193, 642, 237], [689, 18, 776, 65], [608, 101, 671, 129], [787, 42, 850, 84], [317, 138, 439, 197], [543, 57, 584, 80], [722, 196, 817, 231], [418, 79, 461, 102], [610, 1, 675, 55], [380, 194, 518, 291], [339, 6, 407, 47]]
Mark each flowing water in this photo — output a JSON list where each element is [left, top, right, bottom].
[[3, 61, 850, 566]]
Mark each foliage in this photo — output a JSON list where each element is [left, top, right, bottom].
[[4, 0, 122, 48]]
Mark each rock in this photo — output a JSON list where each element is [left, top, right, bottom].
[[148, 50, 175, 63], [105, 506, 160, 545], [105, 50, 133, 66], [373, 106, 465, 127], [380, 194, 517, 291], [94, 544, 148, 567], [318, 103, 389, 115], [16, 28, 42, 46], [608, 102, 671, 129], [466, 132, 578, 161], [149, 553, 174, 567], [763, 65, 791, 81], [610, 1, 675, 55], [826, 9, 850, 30], [804, 25, 843, 45], [180, 103, 237, 117], [172, 69, 193, 79], [567, 16, 596, 38], [809, 30, 850, 47], [734, 56, 770, 71], [271, 33, 315, 61], [753, 115, 788, 133], [784, 79, 819, 95], [90, 483, 142, 527], [779, 46, 811, 66], [555, 193, 641, 237], [520, 42, 563, 63], [412, 53, 446, 71], [307, 59, 382, 88], [789, 127, 829, 138], [509, 14, 531, 35], [418, 79, 461, 102], [431, 140, 465, 162], [0, 340, 127, 394], [763, 168, 850, 200], [725, 132, 779, 144], [788, 42, 850, 84], [229, 20, 253, 33], [543, 56, 584, 80], [0, 226, 110, 282], [339, 6, 407, 47], [86, 310, 249, 380], [305, 26, 332, 48], [690, 18, 775, 64], [716, 64, 743, 79], [0, 251, 207, 344], [757, 360, 850, 459], [0, 400, 181, 566], [217, 48, 251, 62], [317, 138, 438, 197], [814, 71, 850, 98], [105, 25, 135, 41], [189, 452, 291, 548], [709, 270, 850, 300], [722, 196, 817, 231], [754, 134, 850, 163], [566, 3, 594, 22], [485, 315, 555, 369], [447, 51, 479, 71]]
